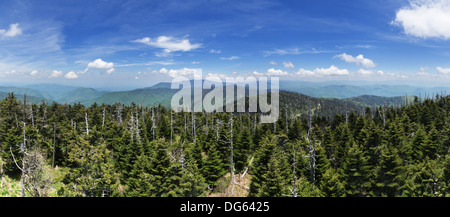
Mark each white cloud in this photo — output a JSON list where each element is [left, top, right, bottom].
[[265, 47, 300, 56], [30, 70, 38, 76], [64, 71, 78, 79], [264, 47, 331, 56], [85, 59, 115, 74], [0, 23, 22, 38], [253, 71, 264, 76], [133, 36, 202, 53], [269, 61, 277, 65], [209, 49, 221, 54], [296, 65, 350, 77], [206, 72, 227, 80], [159, 67, 202, 79], [267, 68, 288, 76], [357, 68, 385, 76], [392, 0, 450, 39], [314, 65, 350, 76], [357, 68, 373, 75], [50, 70, 63, 78], [283, 61, 295, 69], [437, 66, 450, 74], [5, 70, 16, 75], [220, 56, 239, 60], [334, 53, 375, 68]]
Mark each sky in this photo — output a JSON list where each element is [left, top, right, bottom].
[[1, 0, 450, 90]]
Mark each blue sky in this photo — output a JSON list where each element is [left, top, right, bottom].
[[1, 0, 450, 90]]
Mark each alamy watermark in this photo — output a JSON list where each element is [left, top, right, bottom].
[[170, 69, 279, 123]]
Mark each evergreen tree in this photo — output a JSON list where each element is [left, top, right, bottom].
[[258, 154, 285, 197], [202, 142, 225, 187], [149, 138, 172, 197], [341, 141, 371, 197], [249, 136, 276, 196], [234, 126, 252, 174], [180, 160, 208, 197], [373, 143, 403, 197]]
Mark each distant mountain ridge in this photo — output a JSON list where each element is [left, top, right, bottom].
[[0, 82, 447, 113]]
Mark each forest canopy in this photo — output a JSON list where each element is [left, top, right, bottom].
[[0, 92, 449, 197]]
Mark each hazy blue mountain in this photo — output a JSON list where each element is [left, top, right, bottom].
[[344, 95, 416, 107], [23, 84, 83, 100], [0, 92, 51, 104], [0, 86, 51, 99], [83, 88, 177, 108], [279, 82, 450, 99], [57, 87, 109, 104]]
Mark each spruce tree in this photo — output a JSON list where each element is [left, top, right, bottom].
[[202, 142, 225, 187], [373, 143, 403, 197], [341, 141, 371, 197], [249, 136, 276, 196], [234, 126, 252, 174], [258, 154, 284, 197]]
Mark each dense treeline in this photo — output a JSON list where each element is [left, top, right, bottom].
[[0, 92, 449, 197]]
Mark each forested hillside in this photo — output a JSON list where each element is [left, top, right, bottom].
[[0, 92, 449, 197]]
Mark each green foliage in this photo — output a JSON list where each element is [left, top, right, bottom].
[[0, 91, 449, 197]]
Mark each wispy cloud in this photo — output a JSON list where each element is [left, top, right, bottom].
[[220, 56, 239, 60], [437, 66, 450, 74], [264, 47, 332, 56], [209, 49, 222, 54], [132, 35, 202, 54], [116, 61, 175, 67]]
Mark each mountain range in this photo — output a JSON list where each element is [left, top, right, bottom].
[[0, 82, 447, 113]]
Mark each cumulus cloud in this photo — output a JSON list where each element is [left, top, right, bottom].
[[283, 61, 295, 69], [50, 70, 63, 78], [296, 65, 350, 77], [30, 70, 38, 76], [437, 66, 450, 74], [159, 67, 202, 79], [357, 68, 385, 76], [0, 23, 22, 38], [358, 68, 373, 75], [133, 36, 202, 53], [85, 59, 115, 74], [253, 71, 264, 76], [64, 71, 78, 79], [392, 0, 450, 39], [334, 53, 375, 68], [266, 68, 288, 76]]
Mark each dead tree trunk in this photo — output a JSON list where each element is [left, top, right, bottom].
[[116, 104, 123, 125], [170, 109, 173, 145], [229, 113, 235, 196], [85, 112, 89, 135], [102, 107, 105, 131], [135, 109, 140, 143], [152, 107, 155, 141], [30, 105, 34, 128], [52, 122, 56, 168], [23, 95, 27, 124]]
